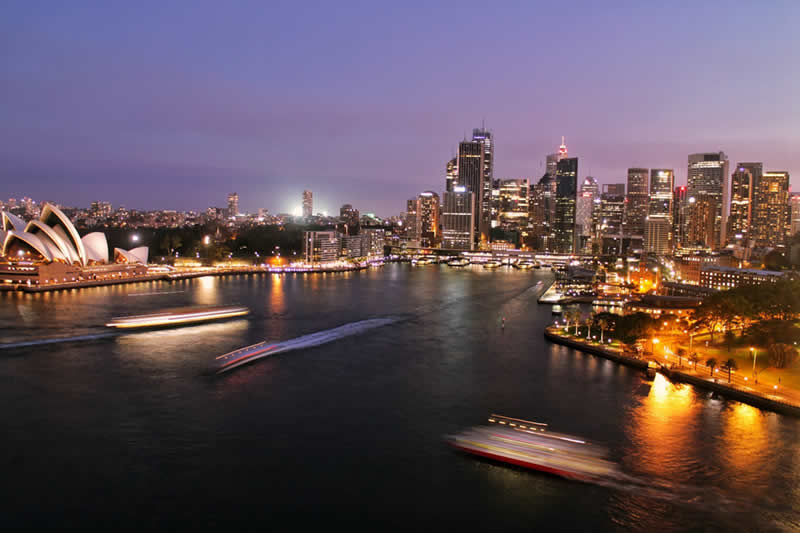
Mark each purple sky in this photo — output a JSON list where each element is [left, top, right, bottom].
[[2, 1, 798, 217]]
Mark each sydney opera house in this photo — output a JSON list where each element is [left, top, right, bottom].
[[0, 203, 149, 288]]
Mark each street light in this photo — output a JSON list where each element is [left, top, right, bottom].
[[751, 347, 758, 383]]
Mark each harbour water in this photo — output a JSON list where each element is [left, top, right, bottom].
[[2, 264, 799, 530]]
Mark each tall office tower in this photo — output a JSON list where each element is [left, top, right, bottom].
[[686, 192, 715, 248], [734, 162, 763, 237], [606, 183, 626, 196], [790, 193, 800, 237], [417, 191, 440, 248], [546, 153, 560, 179], [456, 128, 493, 245], [340, 204, 360, 235], [227, 193, 239, 218], [302, 190, 313, 218], [554, 157, 578, 253], [575, 177, 598, 252], [497, 179, 530, 233], [442, 186, 475, 250], [445, 157, 458, 193], [624, 168, 649, 237], [753, 171, 790, 247], [727, 165, 756, 243], [644, 169, 674, 255], [529, 176, 554, 251], [672, 186, 688, 249], [687, 152, 729, 248], [600, 186, 626, 236], [405, 198, 419, 244]]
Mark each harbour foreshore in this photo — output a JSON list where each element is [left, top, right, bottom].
[[544, 327, 800, 418]]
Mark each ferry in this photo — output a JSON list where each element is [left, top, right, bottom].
[[447, 414, 620, 483], [106, 305, 249, 329], [483, 260, 503, 269], [448, 258, 470, 267], [513, 261, 535, 270], [412, 257, 436, 266]]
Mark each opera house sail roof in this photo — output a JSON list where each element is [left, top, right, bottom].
[[1, 203, 147, 266]]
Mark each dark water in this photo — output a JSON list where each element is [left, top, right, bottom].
[[2, 265, 799, 531]]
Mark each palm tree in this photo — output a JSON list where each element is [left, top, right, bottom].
[[688, 352, 700, 370], [597, 318, 609, 343], [585, 318, 593, 339], [721, 358, 738, 383], [676, 347, 686, 367], [706, 357, 718, 377], [570, 309, 582, 336]]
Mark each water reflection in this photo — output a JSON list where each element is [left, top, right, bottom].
[[194, 276, 218, 305]]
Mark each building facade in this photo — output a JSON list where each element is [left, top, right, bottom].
[[303, 231, 339, 263], [441, 187, 475, 250], [687, 152, 729, 249], [624, 168, 649, 237], [753, 171, 789, 247], [554, 157, 578, 253], [302, 190, 313, 218]]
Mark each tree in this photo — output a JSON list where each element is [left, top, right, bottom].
[[563, 309, 582, 336], [705, 358, 718, 377], [676, 347, 686, 367], [596, 318, 609, 343], [767, 343, 798, 369], [721, 358, 738, 383], [724, 330, 735, 353], [689, 352, 701, 370]]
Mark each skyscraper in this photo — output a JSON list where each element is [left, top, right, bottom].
[[302, 190, 313, 218], [529, 175, 556, 251], [417, 191, 440, 248], [754, 171, 790, 247], [686, 193, 715, 249], [340, 204, 360, 235], [727, 165, 756, 243], [599, 185, 625, 255], [497, 179, 530, 234], [227, 193, 239, 218], [575, 177, 598, 253], [644, 169, 674, 255], [624, 168, 649, 237], [687, 152, 729, 248], [672, 186, 688, 249], [456, 128, 493, 245], [405, 198, 419, 245], [554, 157, 578, 253], [442, 186, 475, 250], [445, 157, 458, 193], [790, 193, 800, 238]]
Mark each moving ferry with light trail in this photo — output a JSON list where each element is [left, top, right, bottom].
[[106, 306, 249, 329], [212, 317, 396, 374], [447, 415, 621, 483]]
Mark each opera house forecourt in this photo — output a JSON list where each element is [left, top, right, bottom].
[[0, 203, 149, 290]]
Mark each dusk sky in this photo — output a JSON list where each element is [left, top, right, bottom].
[[2, 1, 798, 217]]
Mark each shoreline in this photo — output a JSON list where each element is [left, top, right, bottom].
[[544, 327, 800, 418]]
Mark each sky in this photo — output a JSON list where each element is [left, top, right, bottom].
[[1, 1, 798, 217]]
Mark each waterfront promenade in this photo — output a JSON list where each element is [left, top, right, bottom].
[[545, 326, 800, 417]]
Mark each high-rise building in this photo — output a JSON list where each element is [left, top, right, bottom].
[[405, 198, 419, 245], [753, 171, 790, 247], [672, 186, 688, 249], [302, 190, 313, 218], [227, 193, 239, 218], [575, 177, 598, 253], [624, 168, 649, 237], [340, 204, 360, 235], [790, 193, 800, 238], [687, 152, 729, 248], [442, 186, 475, 250], [303, 231, 339, 263], [727, 165, 756, 243], [361, 228, 386, 257], [605, 183, 626, 196], [644, 169, 674, 255], [529, 175, 555, 251], [686, 193, 715, 249], [445, 157, 458, 193], [456, 128, 493, 245], [600, 185, 625, 236], [418, 191, 440, 248], [497, 179, 530, 233], [554, 157, 578, 253]]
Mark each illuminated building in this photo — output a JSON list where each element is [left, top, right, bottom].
[[599, 184, 625, 243], [553, 157, 578, 253], [442, 186, 475, 251], [303, 231, 339, 263], [418, 191, 440, 248], [497, 179, 530, 234], [227, 192, 239, 218], [686, 192, 715, 249], [700, 265, 784, 290], [361, 228, 386, 257], [445, 157, 458, 193], [687, 152, 729, 248], [575, 177, 598, 253], [727, 165, 756, 244], [529, 174, 556, 251], [624, 168, 649, 237], [672, 186, 688, 249], [404, 198, 419, 245], [340, 204, 360, 235], [644, 169, 674, 255], [753, 171, 789, 247], [790, 193, 800, 237], [302, 190, 313, 218], [456, 128, 493, 245]]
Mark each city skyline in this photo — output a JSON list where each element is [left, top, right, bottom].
[[2, 2, 799, 216]]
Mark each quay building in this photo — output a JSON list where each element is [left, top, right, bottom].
[[0, 204, 148, 287]]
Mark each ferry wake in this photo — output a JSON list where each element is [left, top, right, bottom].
[[212, 317, 397, 374], [107, 306, 249, 329]]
